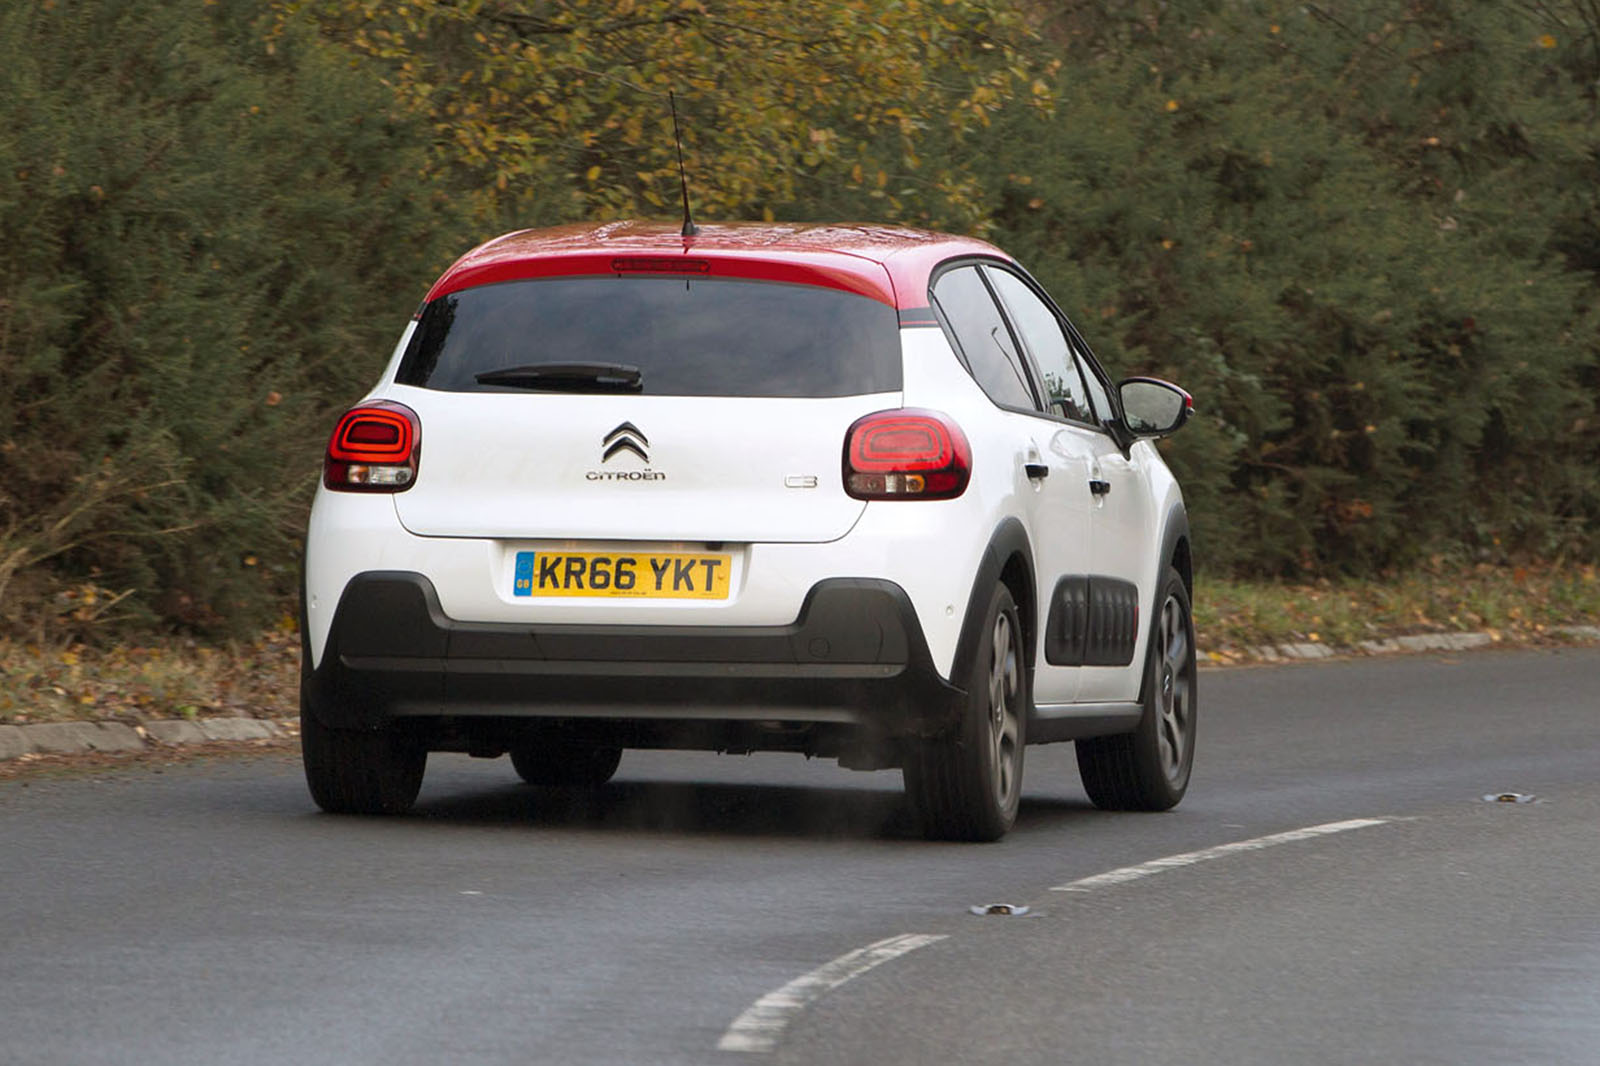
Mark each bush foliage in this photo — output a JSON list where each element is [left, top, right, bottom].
[[1, 0, 1596, 639], [989, 1, 1600, 574], [0, 0, 468, 638]]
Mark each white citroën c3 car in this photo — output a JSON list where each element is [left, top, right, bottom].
[[301, 221, 1196, 841]]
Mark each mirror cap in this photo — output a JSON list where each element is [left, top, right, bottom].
[[1118, 377, 1193, 438]]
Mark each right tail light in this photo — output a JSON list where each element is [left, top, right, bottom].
[[843, 409, 971, 500]]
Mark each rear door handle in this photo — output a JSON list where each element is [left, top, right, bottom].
[[1024, 463, 1049, 480], [1089, 478, 1111, 496]]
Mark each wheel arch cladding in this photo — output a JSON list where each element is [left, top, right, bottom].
[[1000, 553, 1036, 669], [952, 517, 1036, 680], [1160, 507, 1192, 597]]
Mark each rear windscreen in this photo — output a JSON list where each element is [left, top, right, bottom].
[[395, 276, 902, 397]]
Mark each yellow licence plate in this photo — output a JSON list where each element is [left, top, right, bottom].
[[512, 550, 732, 600]]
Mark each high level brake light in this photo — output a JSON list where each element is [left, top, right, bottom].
[[323, 401, 420, 492], [611, 257, 711, 274], [843, 409, 971, 500]]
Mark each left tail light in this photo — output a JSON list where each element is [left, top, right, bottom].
[[323, 401, 420, 492]]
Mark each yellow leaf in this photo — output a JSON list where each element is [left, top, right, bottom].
[[585, 165, 601, 182]]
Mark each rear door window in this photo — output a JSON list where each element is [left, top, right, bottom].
[[397, 276, 902, 397], [929, 266, 1039, 411]]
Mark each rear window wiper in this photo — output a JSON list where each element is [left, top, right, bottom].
[[474, 362, 643, 392]]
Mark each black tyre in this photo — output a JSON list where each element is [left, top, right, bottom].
[[301, 704, 426, 815], [510, 743, 623, 788], [1076, 567, 1197, 811], [903, 583, 1027, 842]]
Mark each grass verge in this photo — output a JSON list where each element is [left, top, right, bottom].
[[1, 565, 1595, 725], [1195, 563, 1599, 662], [1, 624, 299, 727]]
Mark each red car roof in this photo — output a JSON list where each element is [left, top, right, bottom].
[[422, 221, 1010, 311]]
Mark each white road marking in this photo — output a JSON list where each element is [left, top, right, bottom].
[[718, 933, 947, 1054], [717, 819, 1395, 1053], [1052, 817, 1396, 893]]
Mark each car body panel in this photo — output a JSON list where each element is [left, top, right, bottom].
[[384, 387, 889, 544]]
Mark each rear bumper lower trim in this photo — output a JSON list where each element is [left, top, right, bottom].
[[303, 572, 964, 743]]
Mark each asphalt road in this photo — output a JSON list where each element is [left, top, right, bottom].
[[2, 646, 1597, 1065]]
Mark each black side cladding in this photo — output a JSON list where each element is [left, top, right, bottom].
[[1044, 576, 1140, 667]]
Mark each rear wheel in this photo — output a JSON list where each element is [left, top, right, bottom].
[[301, 704, 426, 815], [1076, 567, 1196, 811], [903, 583, 1027, 842], [510, 743, 623, 788]]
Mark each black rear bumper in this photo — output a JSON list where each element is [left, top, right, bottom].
[[302, 572, 966, 753]]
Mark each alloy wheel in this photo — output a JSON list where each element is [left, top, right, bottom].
[[988, 610, 1023, 810], [1154, 593, 1194, 783]]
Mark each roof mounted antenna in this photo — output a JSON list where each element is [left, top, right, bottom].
[[669, 91, 698, 238]]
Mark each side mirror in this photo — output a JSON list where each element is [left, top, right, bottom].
[[1118, 377, 1193, 438]]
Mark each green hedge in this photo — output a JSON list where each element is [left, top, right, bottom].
[[986, 1, 1599, 574], [0, 0, 470, 638], [1, 0, 1596, 641]]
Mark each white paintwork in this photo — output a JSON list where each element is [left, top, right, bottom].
[[304, 279, 1191, 720], [303, 469, 1000, 680], [384, 387, 887, 544], [1022, 422, 1098, 704], [1078, 434, 1169, 701]]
